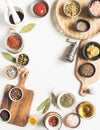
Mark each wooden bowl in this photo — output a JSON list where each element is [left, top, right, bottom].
[[3, 65, 18, 80]]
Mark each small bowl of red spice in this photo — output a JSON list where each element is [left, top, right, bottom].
[[30, 0, 49, 17], [43, 112, 62, 130], [4, 32, 24, 54], [88, 0, 100, 18]]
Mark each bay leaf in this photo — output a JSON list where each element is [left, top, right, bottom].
[[19, 23, 36, 33], [37, 98, 49, 111], [51, 92, 57, 106], [2, 52, 16, 63], [43, 99, 50, 114]]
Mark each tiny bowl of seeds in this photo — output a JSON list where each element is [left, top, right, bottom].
[[82, 42, 100, 61], [9, 87, 23, 102], [4, 32, 24, 54], [75, 19, 90, 32], [3, 65, 18, 80], [63, 0, 81, 17], [0, 109, 11, 122], [16, 53, 29, 67], [79, 63, 96, 78]]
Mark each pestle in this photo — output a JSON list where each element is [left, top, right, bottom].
[[5, 0, 21, 24]]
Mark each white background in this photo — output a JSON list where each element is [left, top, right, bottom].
[[0, 0, 100, 130]]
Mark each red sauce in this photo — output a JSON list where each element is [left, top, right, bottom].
[[48, 116, 58, 127], [33, 2, 47, 17]]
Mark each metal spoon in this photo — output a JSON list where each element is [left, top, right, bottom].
[[5, 0, 21, 24]]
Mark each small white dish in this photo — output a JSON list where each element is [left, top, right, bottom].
[[44, 112, 62, 130], [30, 0, 49, 17], [4, 6, 25, 27], [57, 92, 76, 111], [0, 108, 11, 122], [4, 32, 24, 54], [9, 87, 23, 102]]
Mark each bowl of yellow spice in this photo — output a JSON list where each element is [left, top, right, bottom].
[[63, 0, 81, 17], [82, 42, 100, 61]]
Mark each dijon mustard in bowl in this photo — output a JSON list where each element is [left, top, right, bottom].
[[82, 41, 100, 61], [63, 0, 81, 17]]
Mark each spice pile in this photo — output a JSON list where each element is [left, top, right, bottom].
[[63, 0, 80, 17], [90, 1, 100, 17], [7, 35, 21, 49], [17, 54, 29, 66], [76, 20, 90, 32], [0, 109, 10, 122], [9, 87, 23, 101], [33, 2, 47, 17], [4, 65, 18, 79], [79, 63, 95, 77]]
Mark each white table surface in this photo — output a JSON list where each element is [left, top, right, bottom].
[[0, 0, 100, 130]]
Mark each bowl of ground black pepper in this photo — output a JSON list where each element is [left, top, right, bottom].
[[0, 109, 11, 122], [9, 87, 23, 102], [4, 32, 24, 54], [4, 6, 25, 27], [79, 63, 96, 78]]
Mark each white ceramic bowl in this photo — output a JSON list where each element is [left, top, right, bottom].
[[4, 6, 25, 27], [30, 0, 49, 17], [57, 92, 76, 111], [9, 87, 23, 102], [44, 112, 62, 130], [4, 32, 24, 54]]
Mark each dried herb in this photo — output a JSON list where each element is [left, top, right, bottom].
[[37, 90, 57, 114], [2, 52, 16, 63], [37, 98, 49, 111], [19, 23, 36, 33], [43, 99, 50, 113], [51, 92, 57, 106]]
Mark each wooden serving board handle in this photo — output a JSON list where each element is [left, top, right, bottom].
[[18, 71, 29, 89], [80, 82, 88, 96]]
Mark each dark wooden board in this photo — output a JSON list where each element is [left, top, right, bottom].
[[75, 40, 100, 96], [0, 72, 34, 127]]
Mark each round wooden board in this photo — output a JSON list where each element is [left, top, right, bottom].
[[55, 0, 100, 40]]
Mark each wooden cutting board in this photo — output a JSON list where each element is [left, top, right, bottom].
[[75, 40, 100, 96], [0, 72, 34, 127], [55, 0, 100, 40]]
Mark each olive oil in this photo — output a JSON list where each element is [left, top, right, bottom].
[[77, 101, 95, 119]]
